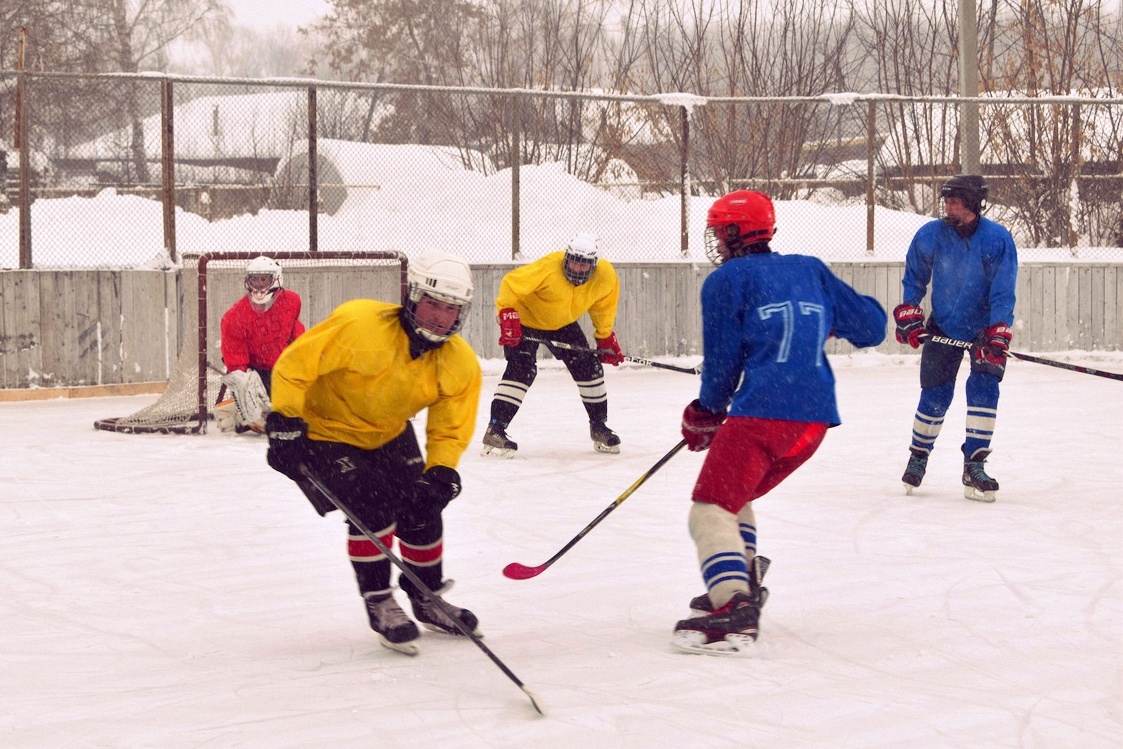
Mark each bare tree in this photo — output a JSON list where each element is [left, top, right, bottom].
[[981, 0, 1122, 246], [852, 0, 960, 212]]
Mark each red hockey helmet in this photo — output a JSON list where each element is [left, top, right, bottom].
[[705, 190, 776, 265]]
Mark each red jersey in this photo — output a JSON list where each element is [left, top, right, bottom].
[[220, 289, 306, 372]]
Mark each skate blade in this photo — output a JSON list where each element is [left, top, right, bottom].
[[481, 444, 516, 458], [672, 630, 756, 656], [378, 636, 420, 656], [593, 442, 621, 454], [963, 486, 997, 503], [419, 621, 483, 637], [903, 482, 916, 495]]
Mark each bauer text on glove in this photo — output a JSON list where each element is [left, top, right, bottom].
[[971, 322, 1012, 377], [892, 303, 926, 348]]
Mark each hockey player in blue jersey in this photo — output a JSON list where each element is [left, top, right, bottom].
[[894, 175, 1018, 502], [671, 190, 887, 655]]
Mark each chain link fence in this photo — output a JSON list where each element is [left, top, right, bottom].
[[1, 71, 1121, 270]]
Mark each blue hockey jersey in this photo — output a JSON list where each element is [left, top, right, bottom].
[[902, 217, 1018, 342], [698, 253, 887, 426]]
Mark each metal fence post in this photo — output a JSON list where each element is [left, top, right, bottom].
[[866, 100, 876, 255], [16, 29, 30, 268], [161, 78, 177, 263], [680, 105, 690, 259], [511, 101, 521, 260], [308, 86, 318, 252]]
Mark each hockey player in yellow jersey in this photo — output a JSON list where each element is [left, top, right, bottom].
[[264, 249, 482, 655], [482, 232, 624, 456]]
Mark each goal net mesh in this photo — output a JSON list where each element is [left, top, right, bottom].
[[94, 251, 407, 434]]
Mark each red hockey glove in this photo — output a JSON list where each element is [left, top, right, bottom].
[[893, 303, 926, 348], [595, 331, 624, 366], [497, 307, 522, 347], [681, 399, 727, 452], [972, 322, 1012, 377]]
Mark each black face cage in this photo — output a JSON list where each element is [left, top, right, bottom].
[[563, 251, 597, 285], [704, 224, 746, 266]]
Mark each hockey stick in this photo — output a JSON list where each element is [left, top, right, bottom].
[[503, 439, 688, 580], [925, 334, 1123, 382], [522, 336, 701, 375], [297, 465, 546, 717]]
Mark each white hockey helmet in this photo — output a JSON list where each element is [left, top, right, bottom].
[[563, 232, 599, 285], [405, 249, 474, 343], [244, 255, 283, 306]]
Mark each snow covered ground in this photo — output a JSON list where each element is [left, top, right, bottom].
[[2, 353, 1121, 748]]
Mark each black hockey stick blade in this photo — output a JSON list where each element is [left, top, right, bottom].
[[503, 440, 687, 580], [297, 465, 546, 716]]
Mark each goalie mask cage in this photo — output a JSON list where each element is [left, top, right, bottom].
[[94, 251, 408, 435]]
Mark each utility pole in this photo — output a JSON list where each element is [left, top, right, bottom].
[[958, 0, 981, 175]]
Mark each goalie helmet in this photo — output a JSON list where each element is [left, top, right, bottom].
[[244, 256, 283, 307], [563, 232, 599, 286], [404, 249, 474, 343], [940, 174, 988, 215], [704, 190, 776, 266]]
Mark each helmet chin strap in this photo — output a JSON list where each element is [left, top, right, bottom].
[[250, 291, 277, 311]]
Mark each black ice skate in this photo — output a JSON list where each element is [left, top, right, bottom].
[[409, 593, 481, 637], [481, 422, 517, 458], [673, 589, 764, 656], [364, 592, 421, 655], [688, 556, 770, 615], [962, 458, 999, 502], [590, 421, 621, 454], [902, 449, 929, 494]]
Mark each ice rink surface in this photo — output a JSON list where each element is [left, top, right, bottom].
[[2, 352, 1120, 748]]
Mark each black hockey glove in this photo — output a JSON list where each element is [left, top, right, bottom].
[[413, 466, 462, 512], [265, 412, 311, 482]]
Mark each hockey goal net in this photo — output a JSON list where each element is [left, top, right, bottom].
[[94, 250, 408, 434]]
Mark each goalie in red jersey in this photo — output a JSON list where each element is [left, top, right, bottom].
[[215, 256, 305, 433]]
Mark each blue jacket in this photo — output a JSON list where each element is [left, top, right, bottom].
[[699, 253, 887, 426], [902, 217, 1018, 342]]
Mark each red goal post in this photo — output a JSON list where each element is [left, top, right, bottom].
[[94, 250, 408, 435]]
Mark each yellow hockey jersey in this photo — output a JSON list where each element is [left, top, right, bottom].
[[495, 251, 619, 338], [271, 299, 481, 471]]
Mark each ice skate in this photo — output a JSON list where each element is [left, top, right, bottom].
[[902, 449, 928, 495], [590, 421, 621, 454], [673, 590, 764, 656], [409, 593, 481, 637], [962, 459, 999, 502], [364, 592, 420, 655], [481, 422, 517, 458], [687, 556, 770, 615]]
